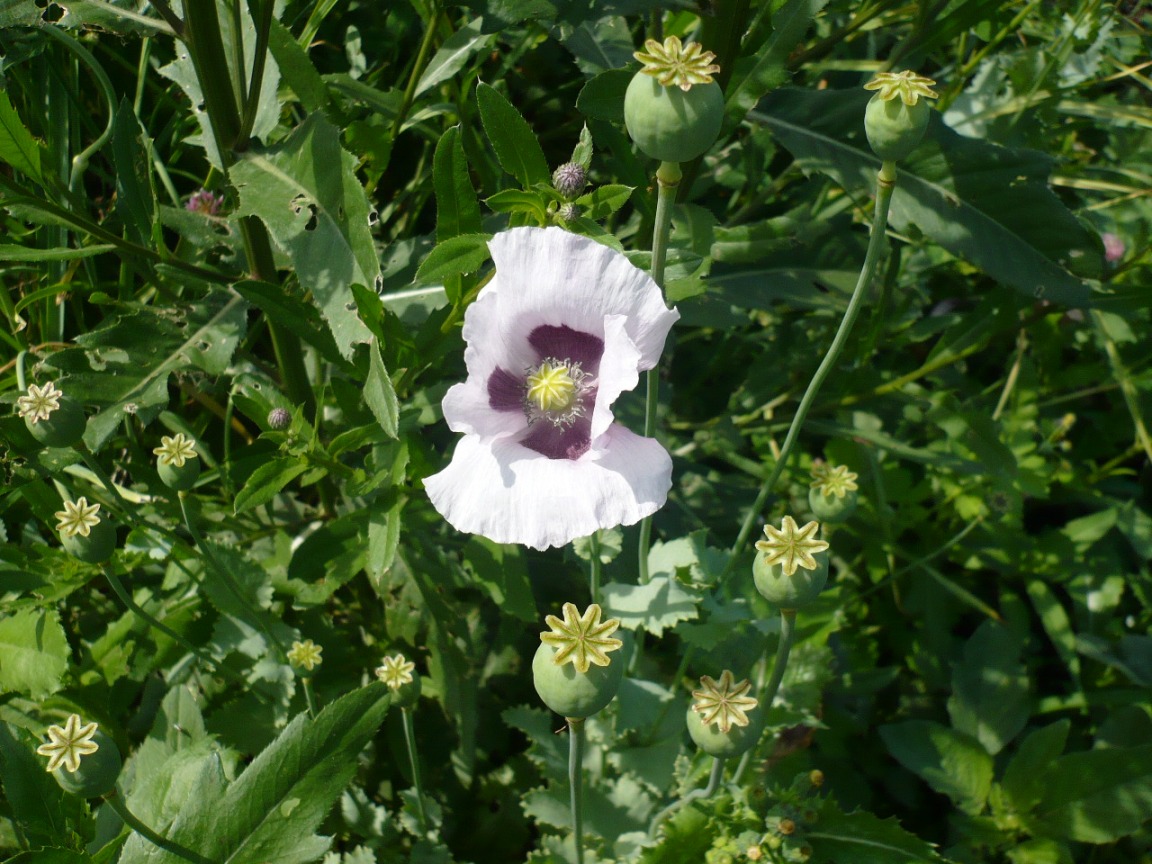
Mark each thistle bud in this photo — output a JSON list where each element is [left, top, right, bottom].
[[551, 162, 587, 199], [267, 407, 292, 430]]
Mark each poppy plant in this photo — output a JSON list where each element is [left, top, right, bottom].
[[425, 227, 679, 550]]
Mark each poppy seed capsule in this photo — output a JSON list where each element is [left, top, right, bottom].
[[753, 553, 828, 610], [685, 705, 763, 757], [26, 397, 86, 449], [624, 74, 723, 164], [552, 163, 587, 199], [864, 95, 931, 162], [532, 641, 624, 719], [61, 519, 116, 564], [53, 730, 122, 798]]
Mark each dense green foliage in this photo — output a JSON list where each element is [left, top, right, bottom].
[[1, 2, 1150, 863]]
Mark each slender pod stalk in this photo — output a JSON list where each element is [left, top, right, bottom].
[[733, 609, 797, 784], [649, 755, 725, 835], [726, 161, 898, 571], [568, 717, 587, 864], [637, 160, 682, 584], [401, 707, 429, 833]]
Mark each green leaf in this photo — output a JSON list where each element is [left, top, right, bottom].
[[112, 99, 158, 247], [577, 68, 631, 124], [1002, 721, 1071, 813], [233, 113, 380, 359], [476, 82, 549, 188], [879, 720, 993, 814], [0, 86, 42, 182], [1023, 745, 1152, 843], [601, 576, 701, 637], [2, 850, 93, 864], [44, 292, 248, 450], [131, 686, 391, 864], [416, 18, 494, 96], [268, 19, 328, 113], [364, 339, 399, 439], [754, 88, 1097, 306], [433, 126, 482, 242], [366, 496, 403, 591], [807, 799, 946, 863], [233, 280, 351, 371], [415, 233, 492, 284], [484, 189, 550, 223], [1026, 581, 1081, 685], [234, 457, 311, 514], [574, 184, 634, 220], [0, 608, 69, 698], [0, 243, 115, 262], [1006, 838, 1074, 864], [947, 620, 1030, 755], [461, 537, 536, 622]]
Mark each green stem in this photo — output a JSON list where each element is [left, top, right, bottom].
[[301, 676, 318, 718], [637, 160, 682, 584], [726, 161, 897, 570], [103, 566, 218, 670], [402, 707, 429, 833], [587, 532, 602, 605], [649, 755, 725, 836], [391, 1, 442, 140], [183, 0, 241, 155], [567, 717, 586, 864], [732, 609, 796, 784], [236, 0, 274, 148], [104, 791, 216, 864]]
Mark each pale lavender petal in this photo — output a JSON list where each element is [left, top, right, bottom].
[[424, 427, 673, 551], [589, 314, 641, 441]]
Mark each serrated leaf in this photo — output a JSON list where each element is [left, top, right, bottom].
[[364, 339, 399, 439], [0, 722, 74, 847], [484, 189, 549, 222], [0, 243, 116, 262], [112, 99, 158, 247], [1024, 745, 1152, 843], [234, 457, 310, 514], [577, 68, 630, 124], [601, 576, 701, 636], [807, 799, 946, 863], [0, 608, 69, 698], [268, 19, 328, 113], [1002, 721, 1070, 813], [415, 233, 492, 284], [416, 18, 494, 96], [234, 280, 351, 371], [433, 126, 482, 242], [947, 620, 1030, 754], [574, 184, 633, 220], [0, 87, 42, 182], [880, 719, 993, 814], [754, 88, 1097, 306], [233, 113, 379, 359], [461, 537, 536, 622], [476, 82, 549, 188]]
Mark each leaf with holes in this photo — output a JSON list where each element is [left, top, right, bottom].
[[39, 291, 247, 450], [233, 112, 380, 360]]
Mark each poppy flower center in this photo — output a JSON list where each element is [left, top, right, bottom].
[[523, 357, 591, 429]]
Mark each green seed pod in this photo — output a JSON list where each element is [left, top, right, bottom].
[[686, 706, 762, 758], [26, 396, 86, 448], [808, 485, 857, 523], [391, 671, 422, 709], [532, 641, 624, 719], [53, 730, 122, 798], [60, 518, 116, 564], [158, 457, 200, 492], [624, 74, 724, 164], [864, 95, 931, 162], [862, 70, 939, 163], [753, 552, 828, 610]]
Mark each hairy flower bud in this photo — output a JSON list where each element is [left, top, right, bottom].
[[267, 407, 292, 430], [552, 162, 587, 199]]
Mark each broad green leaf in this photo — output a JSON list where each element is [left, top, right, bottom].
[[1024, 745, 1152, 843], [880, 720, 993, 814], [43, 291, 248, 450], [233, 280, 351, 371], [484, 189, 550, 223], [0, 87, 42, 182], [807, 799, 946, 863], [725, 0, 828, 122], [574, 184, 634, 220], [476, 82, 549, 188], [364, 339, 399, 439], [234, 457, 311, 514], [0, 608, 69, 698], [1006, 839, 1073, 864], [754, 88, 1097, 306], [947, 620, 1030, 754], [433, 126, 482, 241], [415, 233, 492, 284], [576, 68, 631, 124], [233, 113, 380, 359], [461, 537, 536, 622], [0, 243, 115, 262], [268, 19, 328, 113], [0, 722, 75, 847], [601, 576, 701, 637], [1002, 721, 1071, 813], [366, 496, 403, 590], [1026, 581, 1081, 685], [2, 850, 92, 864], [416, 18, 494, 96], [112, 99, 158, 247]]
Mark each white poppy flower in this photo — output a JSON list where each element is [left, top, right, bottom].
[[425, 227, 679, 551]]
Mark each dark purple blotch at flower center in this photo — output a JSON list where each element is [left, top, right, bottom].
[[486, 324, 605, 460]]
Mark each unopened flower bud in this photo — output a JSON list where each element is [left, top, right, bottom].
[[267, 407, 291, 430], [552, 163, 587, 199]]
